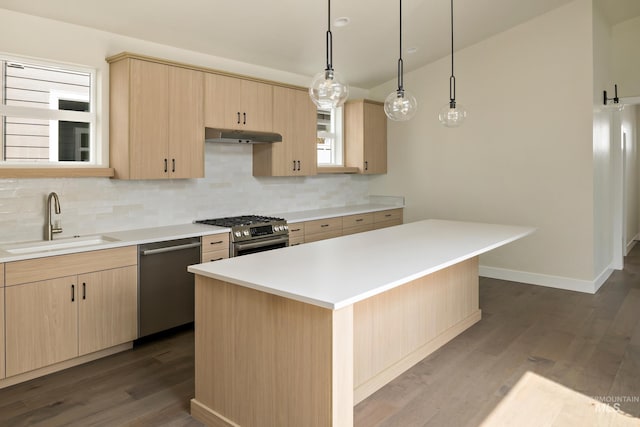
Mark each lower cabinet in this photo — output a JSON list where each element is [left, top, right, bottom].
[[78, 267, 137, 356], [5, 265, 137, 377], [4, 246, 137, 378], [0, 263, 4, 380], [201, 233, 230, 262], [289, 208, 404, 246]]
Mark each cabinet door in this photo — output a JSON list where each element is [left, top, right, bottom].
[[0, 264, 4, 380], [78, 266, 138, 356], [362, 101, 387, 174], [204, 73, 273, 132], [240, 79, 273, 132], [253, 87, 316, 176], [129, 59, 170, 179], [168, 67, 204, 178], [292, 89, 317, 176], [5, 277, 78, 377]]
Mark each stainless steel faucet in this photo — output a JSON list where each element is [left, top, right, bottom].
[[45, 192, 62, 240]]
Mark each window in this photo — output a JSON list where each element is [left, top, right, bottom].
[[0, 55, 97, 164], [316, 107, 344, 166]]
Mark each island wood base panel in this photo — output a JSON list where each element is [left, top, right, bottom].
[[192, 257, 479, 427]]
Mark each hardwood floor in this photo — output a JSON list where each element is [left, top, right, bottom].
[[0, 247, 639, 426]]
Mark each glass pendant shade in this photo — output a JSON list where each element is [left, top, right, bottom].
[[384, 90, 418, 121], [439, 102, 467, 127], [309, 69, 349, 109]]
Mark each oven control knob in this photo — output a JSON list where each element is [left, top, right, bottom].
[[243, 230, 250, 236], [284, 225, 288, 230], [234, 231, 241, 237], [276, 225, 282, 231]]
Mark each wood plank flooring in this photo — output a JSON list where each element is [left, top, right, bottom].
[[0, 247, 639, 426]]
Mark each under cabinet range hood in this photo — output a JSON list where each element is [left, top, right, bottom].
[[204, 128, 282, 144]]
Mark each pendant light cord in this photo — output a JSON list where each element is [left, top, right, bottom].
[[449, 0, 456, 107], [397, 0, 404, 92], [326, 0, 334, 71]]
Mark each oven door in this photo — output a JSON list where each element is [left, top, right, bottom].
[[232, 235, 289, 257]]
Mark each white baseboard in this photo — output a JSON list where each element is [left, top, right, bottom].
[[626, 234, 639, 255], [479, 265, 615, 294]]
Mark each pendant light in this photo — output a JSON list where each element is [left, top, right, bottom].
[[384, 0, 418, 121], [309, 0, 349, 109], [438, 0, 467, 127]]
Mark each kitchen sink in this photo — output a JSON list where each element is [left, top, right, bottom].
[[2, 235, 120, 254]]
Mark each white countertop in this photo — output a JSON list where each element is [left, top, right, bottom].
[[270, 203, 404, 223], [0, 203, 403, 263], [0, 223, 229, 263], [188, 219, 535, 310]]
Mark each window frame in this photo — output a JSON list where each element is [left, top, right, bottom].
[[0, 53, 106, 175], [316, 106, 344, 167]]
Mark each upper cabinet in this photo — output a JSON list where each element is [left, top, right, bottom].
[[108, 55, 204, 179], [344, 100, 387, 174], [253, 86, 317, 176], [204, 73, 272, 132]]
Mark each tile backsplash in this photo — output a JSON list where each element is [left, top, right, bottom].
[[0, 144, 371, 243]]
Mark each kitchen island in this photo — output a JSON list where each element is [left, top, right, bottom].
[[187, 219, 534, 427]]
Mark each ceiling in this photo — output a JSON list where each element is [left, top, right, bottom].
[[1, 0, 639, 89]]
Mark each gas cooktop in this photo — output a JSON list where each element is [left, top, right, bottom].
[[195, 215, 285, 228]]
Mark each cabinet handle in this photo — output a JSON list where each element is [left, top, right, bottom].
[[356, 218, 364, 222], [243, 112, 247, 125], [172, 158, 176, 173], [291, 228, 301, 232], [237, 112, 241, 124], [297, 160, 301, 171], [320, 224, 329, 228], [209, 257, 223, 262], [210, 240, 223, 245], [385, 213, 392, 217], [293, 160, 297, 171], [365, 161, 369, 171], [71, 284, 75, 302], [164, 159, 168, 173], [82, 282, 86, 300]]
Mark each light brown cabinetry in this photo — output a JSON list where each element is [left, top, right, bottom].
[[374, 208, 403, 229], [108, 56, 204, 179], [204, 73, 272, 132], [289, 223, 305, 246], [78, 266, 137, 356], [201, 233, 230, 263], [4, 246, 137, 377], [305, 217, 343, 243], [342, 213, 374, 236], [0, 263, 4, 380], [345, 100, 387, 174], [253, 86, 317, 176]]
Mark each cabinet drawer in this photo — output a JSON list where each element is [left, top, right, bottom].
[[342, 213, 374, 228], [342, 223, 374, 236], [288, 223, 305, 240], [202, 248, 230, 263], [5, 246, 137, 287], [374, 209, 403, 224], [305, 217, 342, 236], [202, 233, 230, 252]]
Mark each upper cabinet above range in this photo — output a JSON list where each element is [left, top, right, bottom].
[[204, 73, 273, 132]]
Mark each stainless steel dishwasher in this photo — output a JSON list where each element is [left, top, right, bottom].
[[138, 237, 201, 338]]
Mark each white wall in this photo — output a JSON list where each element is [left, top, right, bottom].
[[592, 1, 616, 277], [370, 0, 598, 289], [622, 105, 639, 250], [0, 8, 372, 243], [612, 15, 640, 97]]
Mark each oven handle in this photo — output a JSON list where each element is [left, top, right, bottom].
[[234, 235, 289, 252], [141, 242, 202, 256]]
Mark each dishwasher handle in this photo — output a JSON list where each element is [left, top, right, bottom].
[[141, 241, 201, 256]]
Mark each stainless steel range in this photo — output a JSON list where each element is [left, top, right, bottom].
[[195, 215, 289, 257]]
